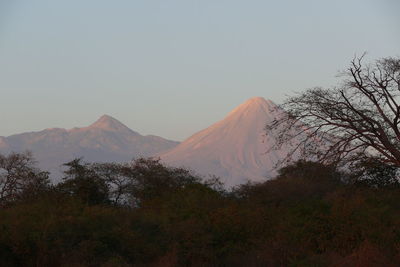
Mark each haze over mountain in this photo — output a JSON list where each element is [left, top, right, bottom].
[[160, 97, 300, 187], [0, 115, 179, 182], [0, 97, 303, 186]]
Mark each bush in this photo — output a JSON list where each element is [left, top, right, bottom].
[[2, 154, 400, 266]]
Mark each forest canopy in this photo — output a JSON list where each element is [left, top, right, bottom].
[[1, 152, 400, 266]]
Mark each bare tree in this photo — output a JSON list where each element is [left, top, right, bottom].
[[0, 152, 49, 205], [267, 55, 400, 168]]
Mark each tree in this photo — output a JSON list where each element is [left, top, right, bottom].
[[0, 152, 49, 205], [267, 55, 400, 168], [90, 162, 132, 205], [124, 157, 203, 206], [233, 160, 341, 203], [58, 158, 110, 205], [350, 159, 400, 188], [58, 157, 214, 207]]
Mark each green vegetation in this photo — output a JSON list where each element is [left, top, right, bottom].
[[1, 153, 400, 266]]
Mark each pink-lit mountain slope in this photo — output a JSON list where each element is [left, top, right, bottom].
[[0, 115, 179, 182], [160, 97, 300, 187]]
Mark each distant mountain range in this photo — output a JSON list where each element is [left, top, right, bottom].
[[0, 115, 179, 182], [0, 97, 301, 186]]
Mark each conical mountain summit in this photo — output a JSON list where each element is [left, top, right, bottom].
[[160, 97, 298, 187], [88, 115, 137, 134]]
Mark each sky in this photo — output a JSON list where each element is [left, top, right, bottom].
[[0, 0, 399, 141]]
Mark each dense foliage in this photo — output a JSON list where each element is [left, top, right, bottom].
[[1, 153, 400, 266]]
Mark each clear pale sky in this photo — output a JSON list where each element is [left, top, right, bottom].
[[0, 0, 399, 141]]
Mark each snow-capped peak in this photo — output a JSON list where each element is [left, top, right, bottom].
[[245, 96, 273, 105], [160, 97, 296, 187], [226, 97, 277, 118]]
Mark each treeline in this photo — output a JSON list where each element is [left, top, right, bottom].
[[1, 152, 400, 266]]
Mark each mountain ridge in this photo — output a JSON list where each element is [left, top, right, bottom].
[[0, 115, 179, 182]]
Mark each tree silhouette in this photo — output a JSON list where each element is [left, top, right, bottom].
[[267, 55, 400, 168], [0, 152, 49, 205]]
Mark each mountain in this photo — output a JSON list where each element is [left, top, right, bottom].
[[0, 115, 179, 182], [160, 97, 300, 187]]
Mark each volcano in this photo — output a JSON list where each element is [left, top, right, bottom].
[[160, 97, 298, 187]]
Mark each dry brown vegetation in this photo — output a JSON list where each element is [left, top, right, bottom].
[[1, 153, 400, 266]]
